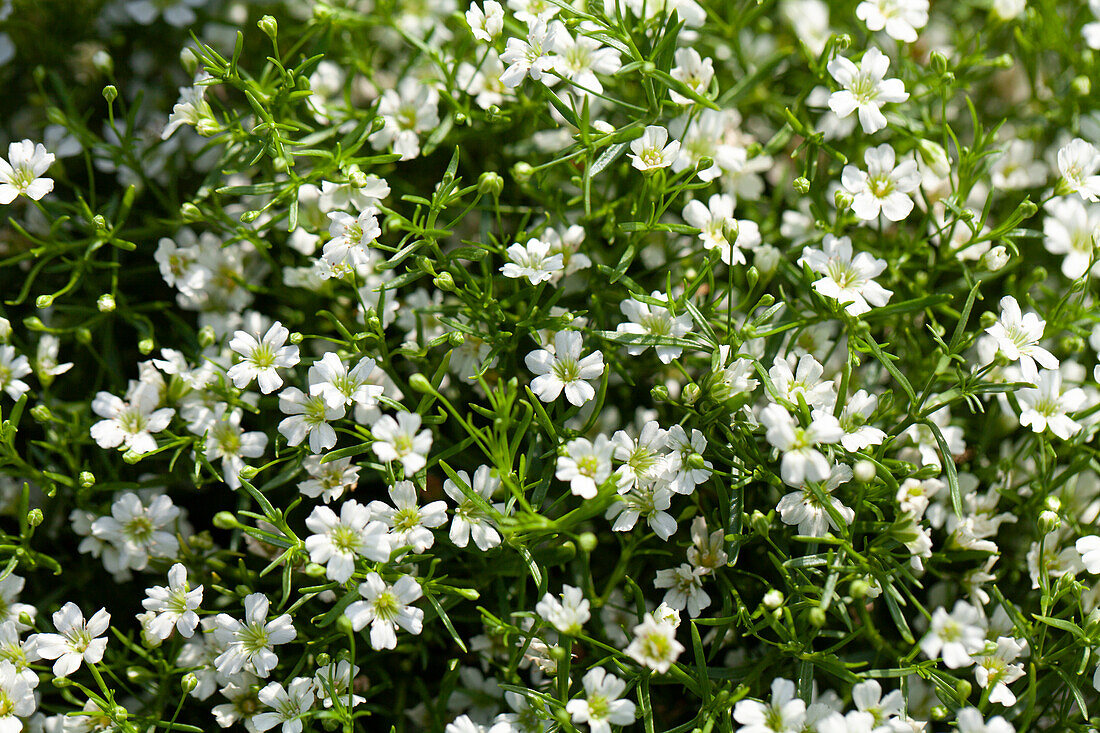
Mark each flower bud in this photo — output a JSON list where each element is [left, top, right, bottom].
[[650, 384, 669, 402], [305, 562, 328, 577], [808, 607, 826, 627], [238, 465, 259, 480], [27, 509, 43, 528], [240, 210, 260, 224], [336, 615, 355, 635], [834, 190, 853, 211], [762, 589, 783, 609], [35, 295, 54, 309], [79, 471, 95, 488], [750, 510, 769, 537], [102, 85, 118, 104], [97, 294, 116, 312], [1038, 509, 1061, 534], [917, 140, 951, 178], [853, 460, 876, 483], [0, 318, 10, 341], [123, 449, 144, 465], [409, 373, 433, 393], [180, 202, 203, 222], [212, 511, 241, 530], [30, 405, 52, 423], [289, 332, 304, 344], [792, 177, 810, 194], [979, 245, 1009, 271], [478, 171, 503, 197], [257, 15, 279, 41], [512, 162, 534, 183], [93, 50, 114, 76], [578, 532, 598, 553], [433, 272, 456, 292], [955, 679, 971, 701], [182, 673, 199, 694], [198, 325, 217, 348], [682, 383, 701, 406], [849, 579, 871, 599], [1073, 75, 1091, 97], [138, 338, 155, 355]]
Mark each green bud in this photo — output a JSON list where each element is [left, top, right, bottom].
[[1074, 75, 1091, 96], [30, 405, 52, 423], [76, 327, 93, 345], [257, 15, 278, 40], [513, 161, 534, 183], [212, 511, 240, 530], [198, 326, 217, 348], [27, 508, 43, 528], [477, 171, 504, 197], [408, 373, 433, 393], [79, 471, 96, 488], [433, 272, 456, 292], [1038, 509, 1061, 534], [97, 293, 116, 312], [238, 465, 259, 480], [240, 210, 260, 224], [955, 679, 971, 701], [123, 449, 144, 465], [792, 177, 810, 194], [52, 676, 72, 688], [762, 589, 783, 609], [35, 295, 54, 309], [336, 615, 355, 635], [808, 607, 826, 627], [180, 202, 203, 222], [451, 587, 481, 600], [750, 510, 770, 537], [315, 652, 332, 666], [138, 338, 155, 355], [289, 332, 304, 345], [0, 318, 10, 341], [102, 85, 118, 104], [849, 579, 871, 599], [853, 460, 876, 483], [182, 673, 199, 693], [834, 190, 853, 210], [686, 453, 707, 470], [305, 562, 328, 577], [651, 384, 670, 402], [682, 383, 701, 406], [448, 331, 464, 347]]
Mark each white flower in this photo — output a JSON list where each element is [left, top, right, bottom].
[[662, 425, 712, 495], [1042, 196, 1100, 280], [654, 563, 710, 617], [32, 603, 111, 678], [826, 47, 908, 133], [0, 660, 34, 725], [557, 435, 614, 499], [323, 208, 381, 272], [798, 234, 893, 316], [368, 481, 448, 554], [500, 19, 558, 88], [669, 47, 714, 105], [688, 516, 729, 571], [305, 501, 391, 583], [682, 194, 760, 266], [612, 420, 669, 492], [566, 667, 636, 733], [1076, 535, 1100, 573], [35, 334, 72, 380], [629, 125, 681, 171], [776, 463, 855, 537], [308, 353, 384, 410], [525, 331, 605, 406], [444, 465, 504, 550], [768, 353, 835, 409], [298, 455, 359, 503], [466, 0, 504, 42], [760, 404, 844, 486], [213, 593, 297, 678], [372, 78, 439, 161], [141, 563, 203, 640], [254, 677, 315, 733], [162, 81, 217, 139], [855, 0, 928, 43], [501, 238, 564, 284], [90, 383, 175, 455], [278, 387, 345, 453], [0, 346, 31, 400], [850, 679, 904, 727], [955, 707, 1016, 733], [345, 573, 424, 650], [984, 295, 1059, 383], [1017, 369, 1086, 439], [91, 492, 180, 571], [836, 389, 887, 452], [313, 660, 365, 709], [606, 482, 677, 540], [625, 613, 684, 674], [841, 144, 921, 221], [371, 412, 433, 475], [919, 600, 986, 668], [0, 140, 54, 203], [228, 321, 301, 394], [553, 26, 622, 95], [0, 577, 35, 632], [733, 678, 806, 733], [203, 404, 268, 489], [616, 292, 694, 364], [974, 637, 1025, 707], [1057, 137, 1100, 202], [536, 585, 591, 635]]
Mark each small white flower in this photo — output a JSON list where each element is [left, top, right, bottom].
[[370, 412, 433, 475], [31, 603, 111, 678], [682, 194, 760, 266], [606, 482, 677, 540], [855, 0, 928, 43], [760, 404, 844, 486], [798, 234, 893, 316], [733, 678, 806, 733], [254, 677, 315, 733], [1017, 369, 1086, 439], [776, 463, 855, 537], [566, 667, 636, 733], [955, 707, 1016, 733], [466, 0, 504, 42], [500, 19, 558, 88], [920, 600, 986, 669], [141, 563, 203, 640], [841, 144, 921, 221], [1057, 137, 1100, 202], [525, 331, 605, 406], [35, 334, 72, 380], [323, 208, 381, 272], [162, 81, 217, 139], [553, 26, 622, 95], [372, 78, 439, 161], [313, 660, 365, 709], [305, 501, 391, 583], [213, 593, 296, 678], [0, 345, 32, 400], [345, 573, 424, 650], [91, 492, 180, 571], [1042, 196, 1100, 280], [278, 387, 345, 453], [612, 420, 669, 493], [654, 563, 711, 617], [369, 480, 448, 555], [669, 47, 714, 105], [1076, 534, 1100, 573], [444, 465, 504, 550], [625, 612, 684, 674], [616, 292, 694, 364], [0, 660, 34, 724], [662, 425, 712, 495], [0, 139, 54, 203], [501, 238, 564, 284], [298, 455, 359, 503], [227, 321, 301, 394], [826, 47, 908, 133], [90, 383, 175, 455], [974, 637, 1026, 707], [984, 295, 1059, 384], [629, 125, 681, 171], [536, 585, 591, 635], [308, 353, 384, 410], [557, 435, 614, 499]]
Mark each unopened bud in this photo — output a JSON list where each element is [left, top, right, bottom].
[[198, 326, 217, 348], [478, 171, 503, 197], [212, 511, 240, 530], [834, 190, 853, 210], [35, 295, 54, 309], [93, 50, 114, 76], [750, 510, 770, 537], [123, 449, 144, 464], [433, 272, 456, 292], [97, 294, 116, 312], [240, 210, 260, 224], [27, 509, 43, 528], [1073, 75, 1091, 97], [182, 673, 199, 693], [102, 85, 118, 104], [513, 162, 534, 183], [238, 465, 259, 480], [980, 245, 1010, 271], [578, 532, 598, 553], [138, 338, 155, 355], [0, 318, 10, 341], [289, 332, 304, 344], [762, 589, 783, 610], [682, 383, 701, 406], [849, 579, 871, 599], [79, 471, 95, 488], [408, 374, 433, 393], [1038, 509, 1061, 534], [792, 177, 810, 194], [917, 140, 951, 178], [808, 607, 826, 627], [257, 15, 278, 40], [305, 562, 327, 578], [30, 405, 52, 423], [853, 460, 876, 483], [650, 384, 669, 402], [180, 202, 203, 222], [955, 679, 971, 701]]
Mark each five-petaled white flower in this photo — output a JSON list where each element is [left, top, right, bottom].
[[984, 295, 1059, 384], [525, 330, 605, 406], [228, 321, 301, 394], [305, 500, 391, 583], [141, 563, 203, 640], [827, 47, 908, 134], [855, 0, 929, 43], [91, 383, 175, 456], [630, 125, 681, 172], [616, 292, 694, 364], [536, 585, 591, 635], [370, 411, 433, 475], [841, 144, 921, 222], [500, 19, 558, 88], [798, 234, 893, 316], [254, 677, 315, 733], [0, 140, 54, 203], [501, 238, 564, 284], [566, 667, 636, 733], [31, 603, 111, 678], [344, 573, 424, 650], [213, 592, 297, 678]]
